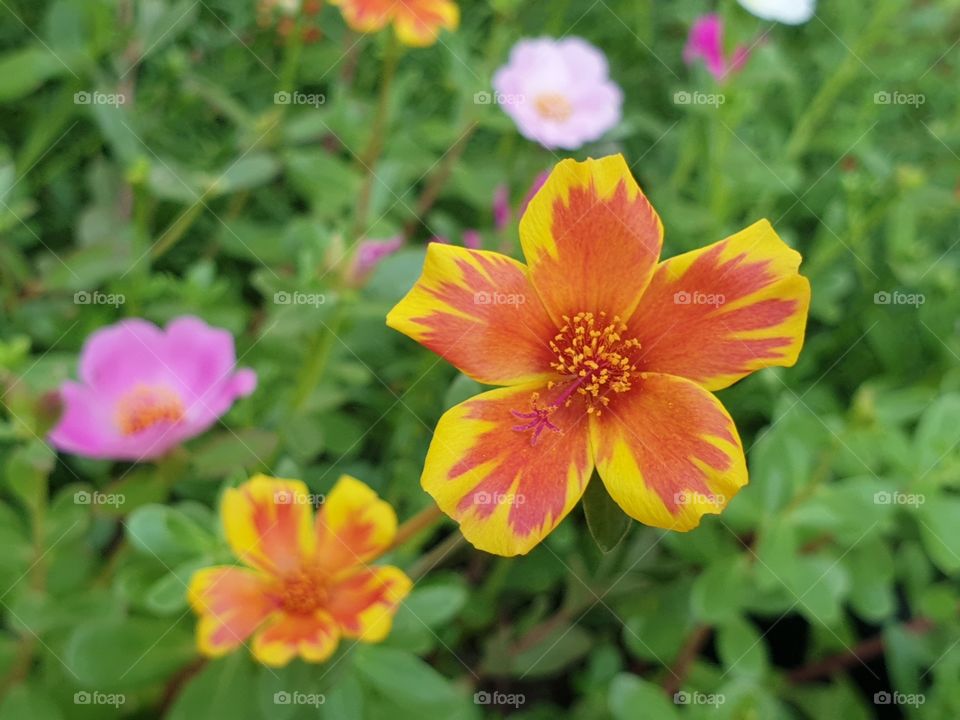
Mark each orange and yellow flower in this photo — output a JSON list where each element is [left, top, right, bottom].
[[387, 154, 810, 556], [188, 474, 412, 666], [330, 0, 458, 47]]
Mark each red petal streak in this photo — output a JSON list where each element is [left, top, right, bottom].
[[591, 373, 747, 531], [520, 155, 663, 324], [630, 220, 810, 391], [422, 383, 593, 556], [387, 244, 556, 386]]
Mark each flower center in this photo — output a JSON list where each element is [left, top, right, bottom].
[[115, 384, 185, 436], [512, 312, 641, 445], [534, 92, 573, 122], [280, 571, 327, 615]]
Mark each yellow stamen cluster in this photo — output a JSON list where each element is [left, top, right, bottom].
[[548, 312, 641, 415], [115, 385, 185, 436]]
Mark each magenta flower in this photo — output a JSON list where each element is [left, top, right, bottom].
[[349, 236, 404, 284], [492, 37, 623, 150], [684, 14, 750, 82], [49, 317, 256, 461], [462, 229, 482, 249]]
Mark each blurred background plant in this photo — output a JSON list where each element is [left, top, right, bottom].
[[0, 0, 959, 718]]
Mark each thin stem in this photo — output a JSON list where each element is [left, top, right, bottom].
[[150, 199, 205, 260], [351, 34, 401, 242], [290, 299, 348, 415], [784, 1, 902, 160], [663, 624, 712, 696], [390, 505, 444, 550], [277, 14, 306, 95], [402, 122, 478, 239]]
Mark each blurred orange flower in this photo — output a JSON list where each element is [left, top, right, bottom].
[[189, 474, 411, 666], [330, 0, 458, 46]]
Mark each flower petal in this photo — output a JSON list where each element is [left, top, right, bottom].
[[315, 475, 398, 575], [386, 243, 558, 385], [78, 319, 168, 396], [422, 383, 593, 556], [329, 0, 393, 33], [222, 475, 315, 576], [591, 373, 747, 531], [188, 567, 278, 657], [327, 566, 412, 642], [630, 220, 810, 391], [519, 155, 663, 324], [251, 610, 340, 667], [393, 0, 458, 46], [161, 316, 257, 422]]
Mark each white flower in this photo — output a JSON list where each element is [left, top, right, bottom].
[[737, 0, 816, 25]]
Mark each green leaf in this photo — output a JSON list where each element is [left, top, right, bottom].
[[189, 429, 279, 479], [144, 558, 209, 616], [691, 554, 750, 623], [210, 154, 280, 197], [3, 441, 53, 514], [126, 504, 217, 563], [167, 654, 258, 720], [916, 496, 960, 575], [717, 616, 769, 679], [387, 580, 468, 652], [914, 393, 960, 472], [511, 624, 592, 677], [353, 645, 464, 711], [0, 47, 68, 102], [65, 616, 195, 689], [0, 682, 64, 720], [443, 374, 484, 409], [608, 674, 679, 720], [582, 476, 631, 553]]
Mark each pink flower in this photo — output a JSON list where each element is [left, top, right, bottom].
[[462, 229, 482, 250], [684, 14, 750, 82], [349, 236, 404, 284], [49, 317, 257, 461], [492, 37, 623, 150]]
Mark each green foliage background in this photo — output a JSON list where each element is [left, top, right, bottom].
[[1, 0, 959, 718]]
